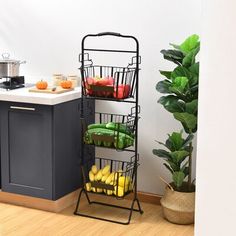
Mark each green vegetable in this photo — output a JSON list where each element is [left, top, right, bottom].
[[88, 123, 107, 130], [114, 136, 125, 149], [106, 122, 133, 136], [87, 128, 114, 135], [84, 132, 93, 144], [93, 132, 103, 146], [86, 128, 114, 147], [84, 127, 134, 149], [103, 140, 113, 147]]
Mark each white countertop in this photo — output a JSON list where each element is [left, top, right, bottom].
[[0, 86, 81, 105]]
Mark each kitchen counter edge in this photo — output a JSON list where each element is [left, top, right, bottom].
[[0, 87, 82, 105]]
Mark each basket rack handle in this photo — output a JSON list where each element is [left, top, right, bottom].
[[97, 32, 122, 37]]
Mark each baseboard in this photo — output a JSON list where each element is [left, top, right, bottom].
[[0, 190, 79, 213], [126, 191, 162, 205], [0, 189, 161, 213]]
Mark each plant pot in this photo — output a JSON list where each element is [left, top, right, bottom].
[[160, 186, 195, 225]]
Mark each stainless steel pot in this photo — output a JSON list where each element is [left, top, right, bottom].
[[0, 53, 26, 77]]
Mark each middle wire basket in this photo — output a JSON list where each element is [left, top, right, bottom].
[[83, 108, 139, 150]]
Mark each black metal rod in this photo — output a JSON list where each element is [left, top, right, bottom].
[[90, 201, 141, 212], [84, 48, 136, 54]]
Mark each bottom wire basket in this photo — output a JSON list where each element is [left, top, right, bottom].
[[82, 156, 138, 199]]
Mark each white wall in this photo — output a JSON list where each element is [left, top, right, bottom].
[[195, 0, 236, 235], [0, 0, 201, 195]]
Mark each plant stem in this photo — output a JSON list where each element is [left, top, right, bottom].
[[188, 141, 193, 190]]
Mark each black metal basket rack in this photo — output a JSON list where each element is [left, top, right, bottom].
[[74, 32, 143, 225]]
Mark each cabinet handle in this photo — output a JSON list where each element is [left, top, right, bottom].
[[10, 106, 36, 111]]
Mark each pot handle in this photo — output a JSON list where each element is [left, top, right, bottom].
[[160, 176, 174, 191], [2, 53, 10, 59]]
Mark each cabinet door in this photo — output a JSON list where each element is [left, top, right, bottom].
[[0, 102, 53, 199]]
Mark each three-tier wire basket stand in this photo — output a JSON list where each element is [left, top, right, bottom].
[[74, 32, 143, 225]]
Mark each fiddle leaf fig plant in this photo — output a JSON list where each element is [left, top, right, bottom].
[[153, 131, 194, 190], [153, 34, 200, 192]]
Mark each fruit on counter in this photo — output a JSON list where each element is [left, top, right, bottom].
[[36, 80, 48, 90], [91, 165, 98, 175], [60, 79, 72, 89]]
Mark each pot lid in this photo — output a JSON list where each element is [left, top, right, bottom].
[[0, 53, 21, 63]]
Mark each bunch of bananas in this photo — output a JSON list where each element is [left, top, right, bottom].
[[85, 164, 132, 197]]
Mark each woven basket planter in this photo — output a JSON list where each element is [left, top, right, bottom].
[[160, 186, 195, 225]]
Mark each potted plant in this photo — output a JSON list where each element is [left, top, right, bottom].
[[153, 34, 200, 224]]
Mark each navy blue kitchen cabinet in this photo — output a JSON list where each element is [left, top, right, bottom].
[[0, 99, 95, 200]]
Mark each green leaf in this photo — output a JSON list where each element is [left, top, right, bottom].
[[163, 163, 174, 174], [170, 77, 189, 94], [182, 134, 194, 148], [158, 95, 185, 113], [156, 80, 171, 94], [160, 49, 184, 65], [189, 62, 199, 76], [152, 149, 171, 159], [168, 132, 184, 151], [159, 70, 172, 80], [166, 160, 180, 172], [172, 171, 185, 188], [170, 150, 189, 164], [171, 66, 192, 81], [183, 167, 189, 177], [185, 99, 198, 115], [156, 140, 172, 151], [170, 43, 180, 50], [188, 62, 199, 87], [180, 161, 189, 177], [180, 34, 200, 54], [182, 46, 200, 67], [190, 84, 198, 95], [174, 112, 197, 132]]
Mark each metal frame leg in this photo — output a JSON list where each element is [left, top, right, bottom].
[[74, 191, 143, 225]]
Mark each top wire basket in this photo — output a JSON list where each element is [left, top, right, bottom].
[[79, 54, 140, 100]]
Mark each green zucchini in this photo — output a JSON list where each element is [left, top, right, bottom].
[[85, 127, 134, 149], [84, 131, 93, 144], [106, 122, 132, 135], [87, 128, 114, 135], [93, 132, 103, 146], [114, 136, 125, 149], [87, 123, 107, 130]]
